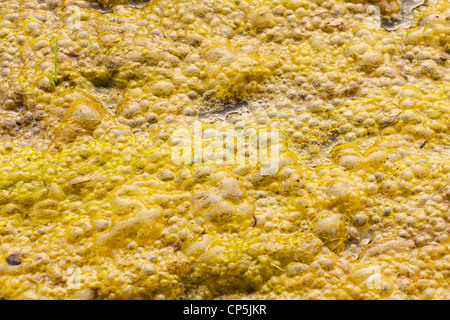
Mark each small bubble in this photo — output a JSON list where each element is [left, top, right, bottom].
[[214, 120, 225, 128]]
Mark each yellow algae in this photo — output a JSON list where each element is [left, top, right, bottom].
[[0, 0, 449, 301], [94, 206, 164, 254]]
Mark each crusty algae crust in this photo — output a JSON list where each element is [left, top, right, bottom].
[[0, 0, 449, 299]]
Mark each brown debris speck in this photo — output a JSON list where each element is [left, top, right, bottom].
[[420, 139, 427, 148], [6, 254, 21, 266], [251, 212, 257, 228]]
